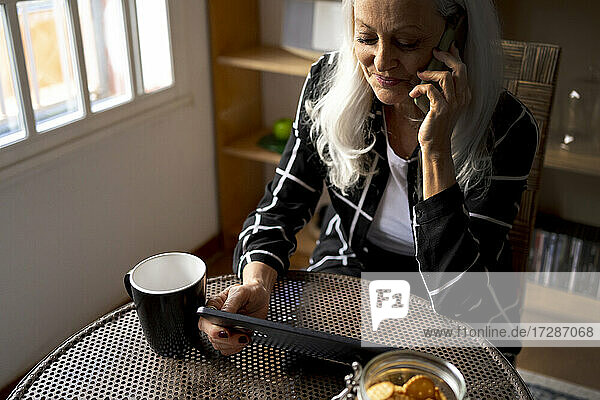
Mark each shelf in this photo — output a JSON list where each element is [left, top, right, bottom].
[[217, 46, 316, 77], [523, 281, 600, 323], [223, 133, 600, 178], [544, 145, 600, 177], [222, 130, 281, 165]]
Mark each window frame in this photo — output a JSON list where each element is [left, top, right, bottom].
[[0, 0, 190, 179]]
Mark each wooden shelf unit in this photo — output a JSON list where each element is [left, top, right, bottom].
[[222, 129, 280, 166], [209, 0, 319, 266], [209, 0, 266, 250]]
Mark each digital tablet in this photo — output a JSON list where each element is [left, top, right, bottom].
[[197, 306, 395, 363]]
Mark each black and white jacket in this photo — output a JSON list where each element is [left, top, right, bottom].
[[233, 51, 538, 321]]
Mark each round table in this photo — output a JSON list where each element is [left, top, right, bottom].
[[8, 271, 532, 399]]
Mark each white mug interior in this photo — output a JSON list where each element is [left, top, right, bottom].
[[131, 252, 206, 294]]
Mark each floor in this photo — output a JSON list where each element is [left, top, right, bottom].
[[518, 368, 600, 399]]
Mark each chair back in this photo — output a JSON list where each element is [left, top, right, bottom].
[[501, 40, 561, 272]]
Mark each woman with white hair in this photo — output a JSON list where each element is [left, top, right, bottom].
[[199, 0, 538, 358]]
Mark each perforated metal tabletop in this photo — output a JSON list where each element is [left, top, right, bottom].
[[8, 272, 532, 399]]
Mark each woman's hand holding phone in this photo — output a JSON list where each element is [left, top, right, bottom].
[[409, 42, 472, 156], [198, 261, 277, 355]]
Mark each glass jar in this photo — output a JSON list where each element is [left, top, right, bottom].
[[333, 350, 467, 400]]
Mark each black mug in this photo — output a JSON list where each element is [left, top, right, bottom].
[[124, 252, 207, 357]]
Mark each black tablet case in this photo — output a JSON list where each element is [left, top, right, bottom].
[[197, 307, 395, 364]]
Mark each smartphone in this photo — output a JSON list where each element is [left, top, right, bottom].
[[414, 11, 467, 115]]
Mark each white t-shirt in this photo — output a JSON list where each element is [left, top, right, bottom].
[[366, 135, 416, 256]]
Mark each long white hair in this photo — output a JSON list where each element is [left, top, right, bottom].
[[305, 0, 504, 196]]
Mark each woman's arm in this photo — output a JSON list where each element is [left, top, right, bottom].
[[413, 101, 538, 322], [198, 54, 338, 355], [421, 145, 456, 199], [409, 44, 538, 322], [232, 53, 334, 280], [409, 44, 467, 200], [243, 261, 278, 292]]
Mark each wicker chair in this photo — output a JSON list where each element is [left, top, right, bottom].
[[501, 40, 561, 272]]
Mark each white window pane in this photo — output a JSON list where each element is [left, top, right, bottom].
[[0, 7, 26, 148], [78, 0, 132, 113], [17, 0, 83, 132], [135, 0, 173, 93]]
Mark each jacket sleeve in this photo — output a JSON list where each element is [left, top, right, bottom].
[[232, 54, 335, 280], [412, 98, 539, 322]]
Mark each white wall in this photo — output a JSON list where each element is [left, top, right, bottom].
[[0, 0, 218, 387]]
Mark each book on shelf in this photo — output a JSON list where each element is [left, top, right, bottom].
[[541, 232, 558, 286], [528, 225, 600, 299], [549, 233, 570, 289], [573, 241, 600, 297], [566, 237, 583, 293]]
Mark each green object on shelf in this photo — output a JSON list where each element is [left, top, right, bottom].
[[258, 133, 287, 154], [272, 118, 293, 140]]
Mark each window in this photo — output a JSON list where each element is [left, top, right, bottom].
[[135, 0, 172, 93], [78, 0, 132, 112], [0, 0, 174, 151], [18, 0, 84, 131], [0, 6, 25, 147]]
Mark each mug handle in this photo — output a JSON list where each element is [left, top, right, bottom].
[[124, 271, 133, 299]]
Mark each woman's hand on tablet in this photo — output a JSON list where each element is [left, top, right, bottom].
[[198, 262, 277, 355]]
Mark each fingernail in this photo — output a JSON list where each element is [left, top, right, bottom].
[[218, 331, 228, 339], [238, 336, 248, 344]]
